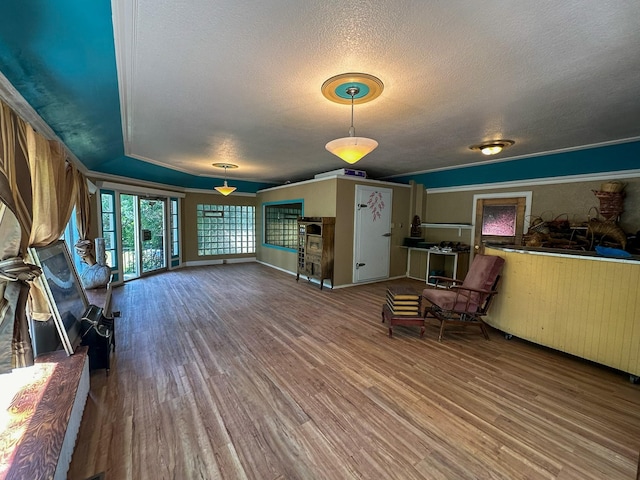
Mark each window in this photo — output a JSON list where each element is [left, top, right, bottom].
[[170, 198, 179, 258], [481, 205, 517, 236], [263, 201, 302, 250], [62, 207, 87, 277], [100, 190, 118, 268], [197, 204, 255, 255]]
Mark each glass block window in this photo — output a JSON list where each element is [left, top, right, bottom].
[[170, 198, 179, 258], [197, 204, 255, 255], [100, 190, 118, 268], [264, 202, 302, 249], [482, 205, 517, 236]]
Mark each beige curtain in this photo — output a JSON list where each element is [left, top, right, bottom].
[[0, 174, 29, 372], [0, 99, 79, 369], [74, 168, 96, 265], [26, 125, 77, 247], [1, 100, 32, 252], [25, 123, 78, 320], [0, 101, 37, 369]]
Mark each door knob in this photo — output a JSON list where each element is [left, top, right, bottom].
[[356, 263, 366, 268], [382, 233, 391, 237]]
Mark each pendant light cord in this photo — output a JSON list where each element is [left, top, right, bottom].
[[350, 93, 354, 137], [348, 86, 358, 137]]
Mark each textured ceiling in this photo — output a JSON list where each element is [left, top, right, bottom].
[[2, 1, 640, 188]]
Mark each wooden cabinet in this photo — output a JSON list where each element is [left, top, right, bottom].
[[296, 217, 335, 289]]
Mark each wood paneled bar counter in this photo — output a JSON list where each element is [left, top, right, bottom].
[[484, 245, 640, 380]]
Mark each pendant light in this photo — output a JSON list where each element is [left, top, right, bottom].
[[213, 163, 238, 195], [322, 73, 383, 164]]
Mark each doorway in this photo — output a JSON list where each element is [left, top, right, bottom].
[[353, 185, 392, 283], [120, 194, 167, 280], [472, 192, 531, 255]]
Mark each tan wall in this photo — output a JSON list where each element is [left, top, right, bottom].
[[256, 179, 338, 274], [255, 177, 412, 286], [422, 177, 640, 244], [182, 192, 257, 263]]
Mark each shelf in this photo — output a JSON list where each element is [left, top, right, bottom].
[[420, 223, 472, 229], [420, 223, 473, 236], [426, 250, 469, 285]]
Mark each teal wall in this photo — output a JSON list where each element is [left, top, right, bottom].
[[0, 0, 123, 169], [393, 141, 640, 189], [0, 1, 276, 193]]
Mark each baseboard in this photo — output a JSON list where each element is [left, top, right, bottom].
[[184, 257, 256, 267]]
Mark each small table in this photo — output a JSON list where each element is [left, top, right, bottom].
[[381, 303, 425, 338]]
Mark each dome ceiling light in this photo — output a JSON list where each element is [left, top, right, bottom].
[[469, 140, 515, 156]]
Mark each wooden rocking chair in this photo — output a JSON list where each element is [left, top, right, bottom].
[[422, 254, 505, 341]]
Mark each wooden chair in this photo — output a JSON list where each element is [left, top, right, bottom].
[[422, 254, 505, 341]]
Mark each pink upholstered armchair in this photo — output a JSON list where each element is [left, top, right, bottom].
[[422, 254, 505, 341]]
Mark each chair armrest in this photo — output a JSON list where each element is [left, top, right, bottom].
[[449, 285, 495, 295], [428, 275, 462, 287]]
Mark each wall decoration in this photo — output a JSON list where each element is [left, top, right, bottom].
[[367, 191, 385, 222]]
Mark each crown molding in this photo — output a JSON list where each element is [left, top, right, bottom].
[[424, 169, 640, 194]]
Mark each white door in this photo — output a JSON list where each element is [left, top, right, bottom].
[[353, 185, 392, 283]]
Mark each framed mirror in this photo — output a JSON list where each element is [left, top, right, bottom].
[[29, 240, 88, 355]]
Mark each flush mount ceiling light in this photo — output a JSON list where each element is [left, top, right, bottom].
[[212, 162, 238, 195], [322, 73, 383, 164], [469, 139, 515, 156]]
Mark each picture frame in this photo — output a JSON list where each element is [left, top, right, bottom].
[[28, 240, 88, 355]]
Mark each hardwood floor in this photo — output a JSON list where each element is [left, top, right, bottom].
[[68, 263, 640, 479]]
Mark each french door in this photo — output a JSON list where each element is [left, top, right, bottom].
[[120, 194, 167, 280]]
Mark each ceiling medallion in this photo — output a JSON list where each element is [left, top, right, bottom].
[[469, 140, 515, 156], [321, 73, 384, 105]]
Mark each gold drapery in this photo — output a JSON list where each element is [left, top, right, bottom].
[[26, 124, 78, 247], [0, 100, 36, 369], [0, 173, 27, 371], [74, 167, 96, 266], [0, 98, 82, 369], [25, 121, 78, 321], [0, 100, 32, 253]]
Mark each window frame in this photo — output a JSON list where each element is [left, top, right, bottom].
[[170, 197, 180, 266], [262, 200, 303, 251], [99, 189, 119, 279]]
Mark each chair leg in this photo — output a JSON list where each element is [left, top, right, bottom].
[[479, 321, 490, 340], [438, 320, 446, 342]]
